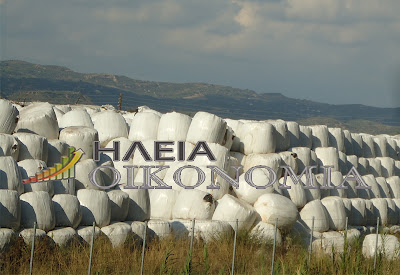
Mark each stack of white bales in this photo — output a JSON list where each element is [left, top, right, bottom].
[[0, 99, 399, 251]]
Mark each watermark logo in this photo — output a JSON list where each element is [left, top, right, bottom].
[[22, 147, 84, 183]]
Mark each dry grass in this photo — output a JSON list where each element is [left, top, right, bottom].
[[1, 231, 400, 275]]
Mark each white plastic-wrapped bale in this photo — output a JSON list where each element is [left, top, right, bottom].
[[192, 220, 234, 242], [371, 198, 388, 225], [388, 176, 400, 199], [228, 152, 246, 179], [328, 128, 345, 152], [47, 139, 69, 167], [77, 189, 111, 227], [75, 159, 104, 190], [101, 222, 132, 247], [147, 220, 171, 239], [267, 120, 289, 152], [55, 105, 72, 113], [105, 137, 136, 185], [235, 169, 275, 204], [386, 137, 398, 160], [367, 158, 382, 177], [237, 122, 275, 155], [20, 191, 55, 231], [244, 153, 282, 178], [351, 133, 363, 157], [349, 199, 366, 226], [300, 200, 329, 233], [346, 155, 358, 174], [363, 175, 381, 198], [338, 151, 348, 174], [361, 134, 376, 158], [315, 147, 339, 173], [131, 221, 149, 243], [118, 187, 150, 221], [149, 189, 178, 220], [365, 200, 376, 225], [15, 102, 59, 139], [0, 156, 23, 194], [321, 197, 346, 231], [289, 147, 313, 172], [376, 177, 391, 198], [342, 198, 352, 218], [157, 112, 191, 141], [186, 112, 227, 145], [396, 161, 400, 176], [279, 151, 298, 175], [52, 194, 82, 228], [250, 221, 282, 245], [286, 121, 300, 148], [172, 189, 216, 220], [0, 228, 18, 251], [107, 190, 129, 222], [299, 125, 312, 149], [128, 112, 160, 141], [309, 125, 329, 149], [312, 232, 345, 255], [97, 154, 115, 187], [329, 171, 346, 198], [377, 157, 395, 178], [213, 194, 258, 231], [19, 228, 47, 245], [53, 179, 75, 195], [0, 134, 19, 160], [254, 193, 298, 231], [76, 225, 102, 244], [93, 111, 128, 147], [59, 126, 98, 161], [362, 234, 400, 260], [342, 173, 358, 199], [343, 130, 353, 155], [58, 109, 94, 129], [315, 173, 330, 199], [357, 157, 369, 175], [18, 159, 53, 195], [280, 176, 307, 209], [47, 227, 77, 246], [374, 136, 388, 157], [53, 107, 65, 122], [190, 142, 229, 170], [14, 133, 48, 162], [0, 190, 20, 230], [224, 119, 243, 152], [0, 99, 19, 134], [302, 174, 321, 202], [385, 199, 398, 225]]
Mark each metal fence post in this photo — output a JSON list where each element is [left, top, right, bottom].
[[373, 217, 380, 273], [188, 218, 196, 274], [88, 222, 95, 275], [140, 221, 148, 275], [344, 216, 348, 252], [29, 222, 37, 275], [231, 219, 238, 275], [271, 218, 278, 275], [308, 216, 315, 266]]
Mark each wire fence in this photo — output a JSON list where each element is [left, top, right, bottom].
[[1, 216, 398, 275]]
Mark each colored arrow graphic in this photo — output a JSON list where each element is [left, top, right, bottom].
[[22, 148, 84, 183]]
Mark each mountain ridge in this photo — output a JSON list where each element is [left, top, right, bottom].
[[1, 60, 399, 131]]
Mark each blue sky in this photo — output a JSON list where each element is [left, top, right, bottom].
[[1, 0, 400, 107]]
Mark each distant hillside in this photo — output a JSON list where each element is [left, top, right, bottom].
[[1, 60, 399, 134], [297, 117, 400, 135]]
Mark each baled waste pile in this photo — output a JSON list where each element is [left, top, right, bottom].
[[1, 99, 400, 259]]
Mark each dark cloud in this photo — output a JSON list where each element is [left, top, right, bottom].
[[1, 0, 400, 107]]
